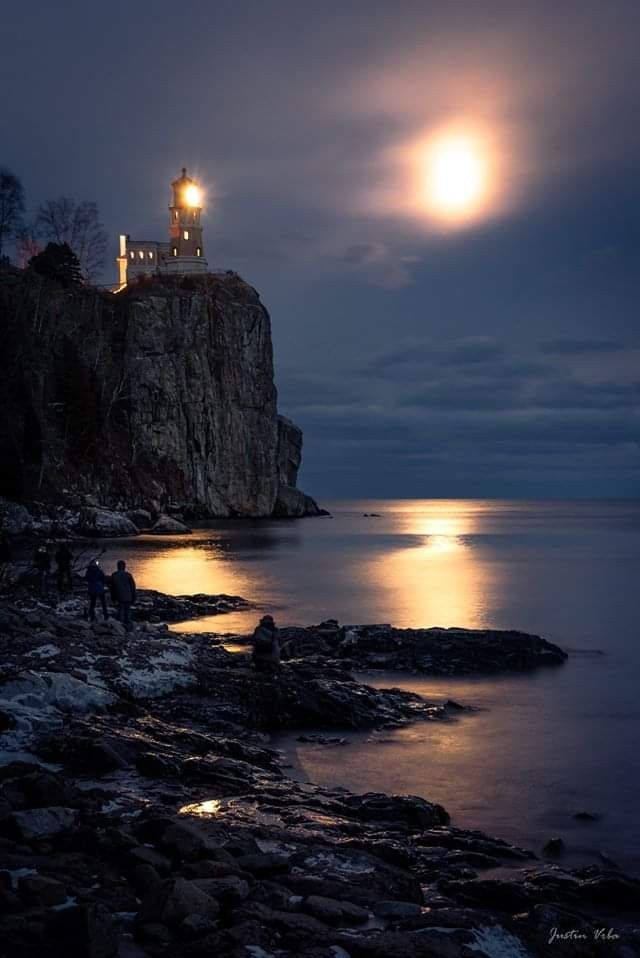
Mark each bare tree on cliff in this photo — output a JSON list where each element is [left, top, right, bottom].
[[35, 198, 107, 283], [14, 224, 41, 268], [0, 167, 25, 258]]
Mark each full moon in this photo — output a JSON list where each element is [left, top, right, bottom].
[[363, 120, 511, 229], [419, 128, 492, 223]]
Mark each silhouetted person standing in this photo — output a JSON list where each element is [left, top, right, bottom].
[[34, 546, 51, 592], [86, 559, 108, 621], [110, 560, 136, 632], [55, 543, 73, 592], [252, 614, 281, 673]]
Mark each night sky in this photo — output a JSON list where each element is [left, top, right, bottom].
[[3, 0, 639, 498]]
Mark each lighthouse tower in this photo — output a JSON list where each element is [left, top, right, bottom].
[[116, 167, 209, 288], [168, 167, 208, 272]]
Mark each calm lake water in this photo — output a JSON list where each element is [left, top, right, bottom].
[[94, 499, 640, 873]]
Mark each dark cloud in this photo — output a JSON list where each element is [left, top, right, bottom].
[[281, 335, 640, 495], [540, 338, 626, 355]]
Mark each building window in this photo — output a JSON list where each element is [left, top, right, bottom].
[[148, 251, 153, 259], [183, 230, 189, 241], [196, 247, 201, 257], [138, 250, 145, 260], [129, 251, 134, 260], [172, 247, 178, 257], [174, 210, 179, 220]]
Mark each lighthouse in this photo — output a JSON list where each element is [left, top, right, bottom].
[[169, 167, 207, 266], [116, 167, 209, 288]]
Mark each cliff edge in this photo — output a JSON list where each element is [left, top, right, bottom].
[[0, 264, 320, 519]]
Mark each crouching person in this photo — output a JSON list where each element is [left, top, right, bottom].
[[110, 560, 137, 632], [252, 615, 280, 673]]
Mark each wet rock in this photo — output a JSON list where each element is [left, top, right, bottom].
[[136, 921, 172, 945], [11, 806, 77, 841], [155, 820, 222, 861], [303, 895, 369, 926], [135, 752, 181, 779], [543, 837, 565, 856], [77, 508, 139, 538], [131, 863, 162, 894], [0, 498, 34, 535], [372, 900, 422, 920], [345, 792, 449, 829], [149, 515, 192, 535], [298, 734, 347, 746], [125, 509, 153, 530], [234, 852, 291, 876], [78, 738, 132, 774], [1, 767, 78, 809], [194, 875, 250, 905], [134, 589, 250, 623], [181, 912, 219, 939], [280, 621, 568, 675], [47, 903, 118, 958], [440, 877, 531, 912], [18, 873, 67, 906], [129, 846, 173, 875], [579, 873, 640, 908], [137, 877, 221, 927]]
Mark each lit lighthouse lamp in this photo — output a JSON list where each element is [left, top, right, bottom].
[[184, 183, 201, 207], [116, 167, 209, 288]]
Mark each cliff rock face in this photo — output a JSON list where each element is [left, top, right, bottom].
[[0, 266, 317, 517], [274, 415, 321, 517]]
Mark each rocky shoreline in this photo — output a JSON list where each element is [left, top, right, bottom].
[[0, 593, 638, 957], [262, 620, 569, 674]]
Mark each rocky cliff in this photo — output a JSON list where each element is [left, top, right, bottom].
[[0, 264, 319, 518]]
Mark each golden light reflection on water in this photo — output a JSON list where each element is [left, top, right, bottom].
[[366, 501, 500, 629], [133, 543, 244, 595], [133, 542, 258, 633]]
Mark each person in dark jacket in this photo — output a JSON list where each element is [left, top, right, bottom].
[[34, 546, 51, 592], [110, 560, 136, 631], [55, 542, 73, 592], [251, 614, 280, 673], [86, 559, 108, 621]]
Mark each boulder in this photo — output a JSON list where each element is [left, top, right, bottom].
[[11, 806, 77, 841], [18, 873, 67, 906], [156, 820, 218, 860], [77, 508, 139, 538], [273, 484, 307, 518], [137, 877, 220, 927], [372, 900, 422, 920], [543, 837, 565, 856], [181, 913, 219, 939], [0, 498, 33, 535], [125, 508, 153, 529], [194, 875, 250, 905], [149, 515, 192, 535], [47, 903, 118, 958], [303, 894, 368, 925]]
